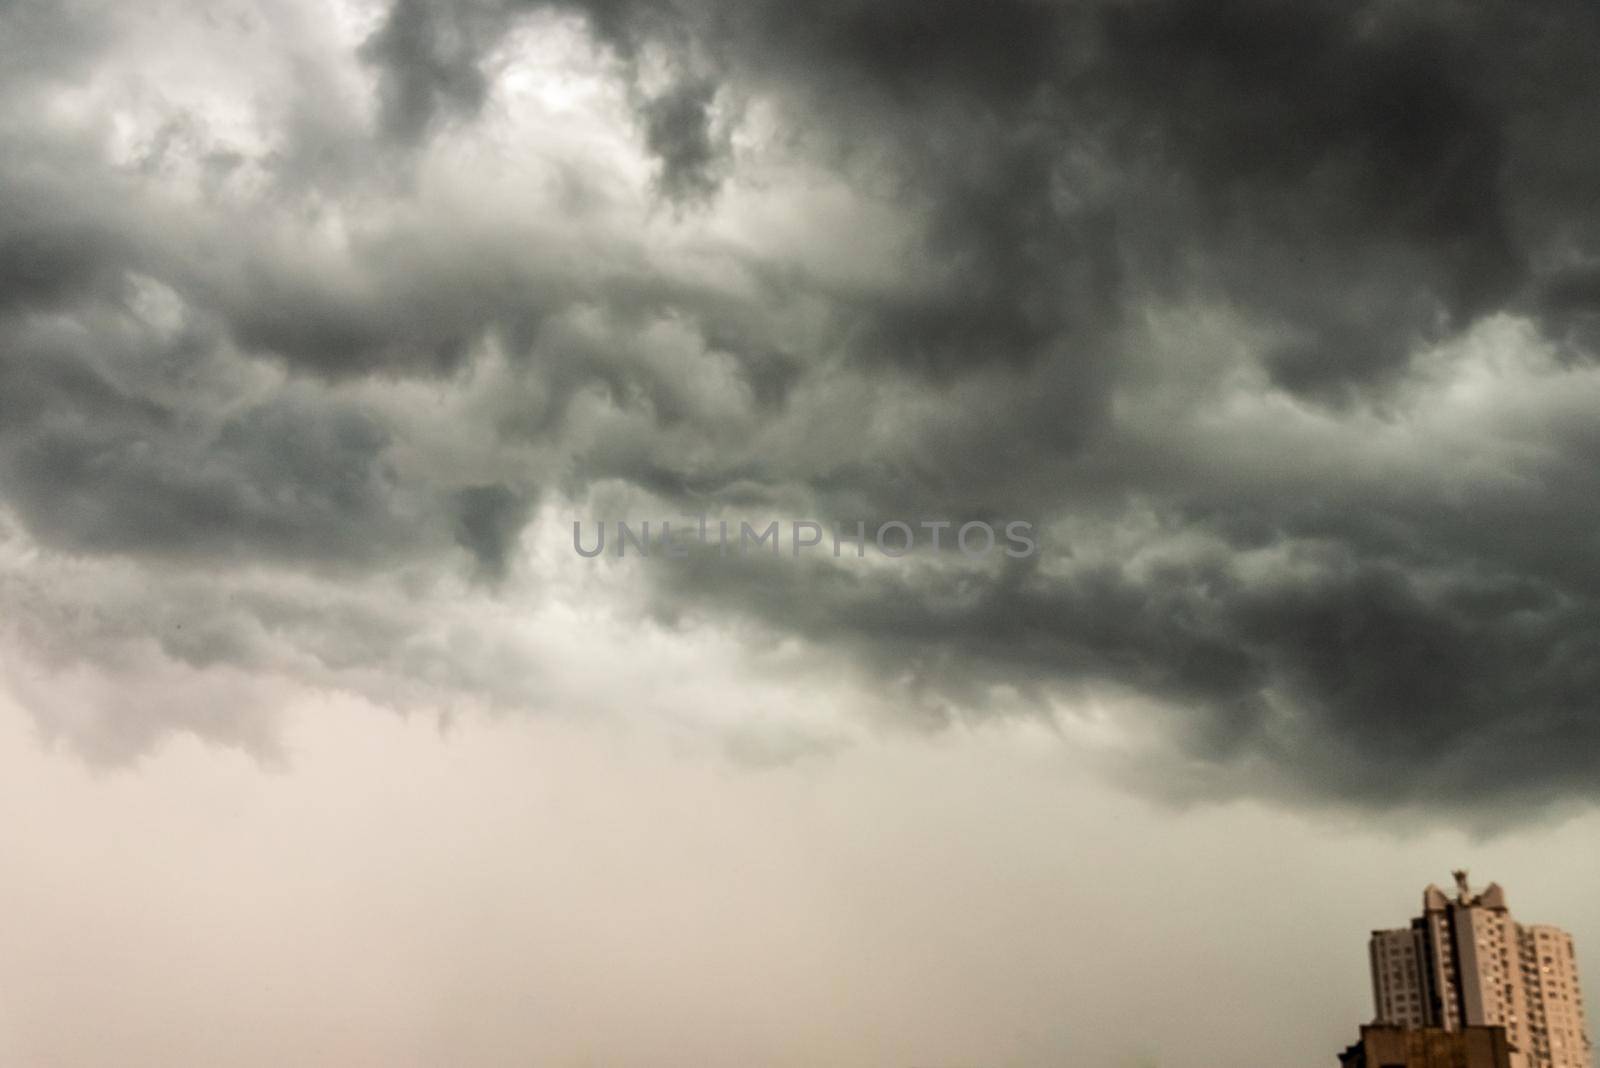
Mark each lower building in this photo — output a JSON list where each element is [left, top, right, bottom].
[[1339, 1024, 1513, 1068]]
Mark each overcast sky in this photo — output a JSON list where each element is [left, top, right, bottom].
[[2, 0, 1599, 1064]]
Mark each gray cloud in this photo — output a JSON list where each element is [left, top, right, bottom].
[[2, 0, 1600, 818], [451, 482, 535, 582], [639, 77, 724, 202], [361, 0, 503, 144]]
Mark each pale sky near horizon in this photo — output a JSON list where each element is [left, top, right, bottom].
[[3, 679, 1598, 1067]]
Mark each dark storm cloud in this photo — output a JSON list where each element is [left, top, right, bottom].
[[5, 0, 1600, 813], [452, 483, 535, 582], [0, 223, 129, 314], [0, 315, 418, 564], [639, 78, 723, 202], [188, 230, 548, 378], [501, 0, 1600, 810], [347, 0, 1556, 387], [1095, 0, 1528, 398], [644, 520, 1600, 809], [361, 0, 502, 143]]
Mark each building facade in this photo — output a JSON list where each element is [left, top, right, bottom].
[[1339, 1024, 1513, 1068], [1369, 873, 1592, 1068]]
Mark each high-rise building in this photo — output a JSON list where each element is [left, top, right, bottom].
[[1368, 872, 1592, 1068]]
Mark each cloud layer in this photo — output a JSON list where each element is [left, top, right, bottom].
[[3, 0, 1600, 815]]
